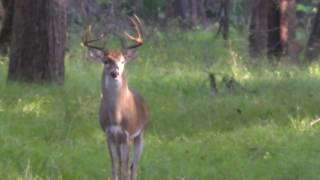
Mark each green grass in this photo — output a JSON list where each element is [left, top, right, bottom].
[[1, 30, 320, 179]]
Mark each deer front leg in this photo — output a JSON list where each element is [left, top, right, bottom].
[[107, 136, 120, 180], [107, 125, 130, 180], [130, 132, 144, 180], [120, 138, 130, 180]]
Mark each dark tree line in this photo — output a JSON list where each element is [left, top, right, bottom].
[[0, 0, 320, 84], [249, 0, 320, 63], [249, 0, 298, 61]]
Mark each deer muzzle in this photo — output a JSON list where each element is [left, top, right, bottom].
[[110, 71, 119, 79]]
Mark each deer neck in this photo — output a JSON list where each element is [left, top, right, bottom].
[[101, 71, 129, 108]]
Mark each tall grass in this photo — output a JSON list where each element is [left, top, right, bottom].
[[1, 30, 320, 179]]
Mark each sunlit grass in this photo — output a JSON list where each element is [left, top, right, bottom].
[[1, 30, 320, 179]]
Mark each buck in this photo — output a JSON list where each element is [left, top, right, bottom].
[[83, 15, 148, 180]]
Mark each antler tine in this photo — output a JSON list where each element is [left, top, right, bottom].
[[83, 25, 109, 54], [133, 14, 143, 33], [124, 15, 144, 49]]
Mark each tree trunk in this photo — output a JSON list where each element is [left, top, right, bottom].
[[267, 0, 282, 58], [0, 0, 15, 53], [8, 0, 67, 84], [190, 0, 198, 26], [249, 0, 268, 57], [178, 0, 189, 21], [198, 0, 208, 27], [222, 0, 230, 40], [280, 0, 297, 61], [164, 0, 211, 28], [164, 0, 175, 20], [110, 0, 120, 17], [305, 3, 320, 61], [133, 0, 143, 13]]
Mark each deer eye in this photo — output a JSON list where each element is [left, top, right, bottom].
[[104, 60, 111, 65]]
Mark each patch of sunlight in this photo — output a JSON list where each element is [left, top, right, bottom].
[[263, 151, 272, 160], [308, 63, 320, 77], [173, 135, 190, 143], [289, 116, 312, 132], [20, 95, 53, 117], [232, 68, 252, 81], [274, 70, 281, 77], [228, 46, 252, 81], [18, 160, 41, 180], [0, 103, 3, 112], [22, 101, 41, 116], [146, 134, 163, 145], [186, 30, 212, 41]]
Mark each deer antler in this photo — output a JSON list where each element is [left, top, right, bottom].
[[83, 25, 109, 54], [124, 15, 144, 49]]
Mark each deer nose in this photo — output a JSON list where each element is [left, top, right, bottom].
[[110, 71, 119, 78]]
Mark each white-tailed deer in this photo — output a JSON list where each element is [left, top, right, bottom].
[[83, 15, 148, 180]]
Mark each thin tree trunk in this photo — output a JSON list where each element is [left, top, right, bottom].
[[305, 3, 320, 61], [8, 0, 67, 84], [222, 0, 230, 40]]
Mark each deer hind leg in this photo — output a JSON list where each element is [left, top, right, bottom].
[[130, 132, 144, 180]]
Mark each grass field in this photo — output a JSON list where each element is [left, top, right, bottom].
[[1, 30, 320, 179]]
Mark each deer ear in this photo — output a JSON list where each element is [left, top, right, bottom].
[[123, 48, 139, 62], [88, 49, 105, 61]]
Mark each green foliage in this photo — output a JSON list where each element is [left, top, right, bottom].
[[96, 0, 111, 5], [297, 3, 316, 13], [1, 30, 320, 179], [141, 0, 165, 17]]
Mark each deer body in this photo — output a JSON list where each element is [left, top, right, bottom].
[[100, 55, 148, 180], [83, 16, 148, 180], [100, 66, 148, 137]]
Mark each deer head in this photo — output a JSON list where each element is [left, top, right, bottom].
[[83, 15, 144, 80]]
